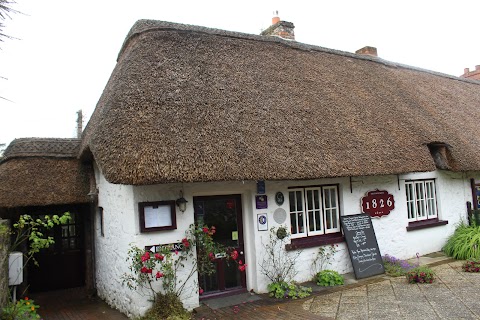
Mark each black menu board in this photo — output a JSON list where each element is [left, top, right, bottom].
[[340, 214, 385, 279]]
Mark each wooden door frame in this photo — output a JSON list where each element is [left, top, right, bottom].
[[193, 194, 247, 296]]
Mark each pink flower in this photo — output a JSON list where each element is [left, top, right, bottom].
[[175, 250, 179, 255], [199, 288, 204, 295], [208, 252, 215, 261], [156, 271, 164, 279], [238, 260, 243, 265]]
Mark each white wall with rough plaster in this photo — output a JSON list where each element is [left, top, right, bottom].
[[94, 165, 472, 316]]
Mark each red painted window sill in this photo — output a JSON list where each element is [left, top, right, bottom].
[[406, 218, 448, 232], [285, 232, 344, 251]]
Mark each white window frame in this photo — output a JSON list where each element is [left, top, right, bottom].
[[405, 179, 438, 222], [289, 185, 340, 239]]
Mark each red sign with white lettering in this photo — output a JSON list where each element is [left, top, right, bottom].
[[361, 190, 395, 218]]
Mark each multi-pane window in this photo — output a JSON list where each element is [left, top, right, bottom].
[[289, 185, 340, 238], [405, 180, 438, 222]]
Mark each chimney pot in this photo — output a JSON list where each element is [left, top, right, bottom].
[[272, 10, 280, 25], [355, 46, 378, 57], [464, 68, 470, 74], [261, 12, 295, 40]]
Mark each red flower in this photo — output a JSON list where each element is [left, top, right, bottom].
[[238, 260, 243, 265], [154, 253, 164, 261], [199, 288, 204, 295], [209, 226, 216, 235], [230, 250, 239, 260], [146, 268, 153, 274], [209, 252, 215, 261], [175, 250, 179, 255], [203, 227, 209, 233], [141, 252, 150, 262], [182, 238, 190, 248], [140, 266, 148, 273], [24, 297, 29, 301], [238, 264, 247, 272], [156, 271, 164, 279]]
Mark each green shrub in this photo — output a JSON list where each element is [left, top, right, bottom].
[[139, 293, 191, 320], [267, 281, 312, 299], [1, 297, 41, 319], [443, 222, 480, 260], [315, 270, 344, 286], [406, 266, 435, 284]]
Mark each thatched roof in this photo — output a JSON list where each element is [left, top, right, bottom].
[[82, 20, 480, 185], [0, 138, 90, 208]]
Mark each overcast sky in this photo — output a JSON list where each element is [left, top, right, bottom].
[[0, 0, 478, 146]]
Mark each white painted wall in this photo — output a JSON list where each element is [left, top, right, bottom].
[[94, 166, 472, 317]]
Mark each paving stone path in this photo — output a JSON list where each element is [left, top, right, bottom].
[[302, 261, 480, 319], [31, 258, 480, 319]]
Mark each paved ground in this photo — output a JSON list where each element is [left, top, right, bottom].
[[31, 287, 128, 320], [193, 256, 480, 319], [302, 260, 480, 319], [30, 254, 480, 319]]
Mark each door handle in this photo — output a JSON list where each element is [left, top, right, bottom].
[[240, 251, 244, 255]]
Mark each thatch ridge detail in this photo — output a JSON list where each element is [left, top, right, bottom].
[[2, 138, 81, 162]]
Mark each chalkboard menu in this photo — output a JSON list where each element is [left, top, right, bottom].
[[340, 214, 385, 279]]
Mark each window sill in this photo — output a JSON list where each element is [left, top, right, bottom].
[[285, 233, 344, 251], [406, 219, 448, 232]]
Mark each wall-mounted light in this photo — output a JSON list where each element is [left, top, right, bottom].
[[176, 191, 188, 213]]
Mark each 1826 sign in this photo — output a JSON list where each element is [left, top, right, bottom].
[[361, 190, 395, 218]]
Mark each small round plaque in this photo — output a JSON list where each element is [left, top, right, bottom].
[[273, 208, 287, 224], [275, 192, 284, 206]]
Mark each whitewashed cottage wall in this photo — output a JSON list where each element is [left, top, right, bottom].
[[94, 165, 471, 316]]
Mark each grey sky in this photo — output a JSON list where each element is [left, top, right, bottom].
[[0, 0, 478, 146]]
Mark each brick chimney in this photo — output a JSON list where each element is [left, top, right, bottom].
[[461, 65, 480, 80], [260, 11, 295, 40], [355, 46, 378, 57]]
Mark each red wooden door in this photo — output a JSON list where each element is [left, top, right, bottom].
[[194, 195, 246, 296]]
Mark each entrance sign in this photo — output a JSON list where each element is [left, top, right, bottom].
[[361, 190, 395, 218], [340, 214, 385, 279], [146, 242, 184, 253]]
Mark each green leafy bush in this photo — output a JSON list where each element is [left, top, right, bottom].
[[315, 270, 344, 286], [443, 222, 480, 260], [406, 266, 435, 284], [462, 260, 480, 272], [267, 281, 312, 299], [1, 297, 41, 319]]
